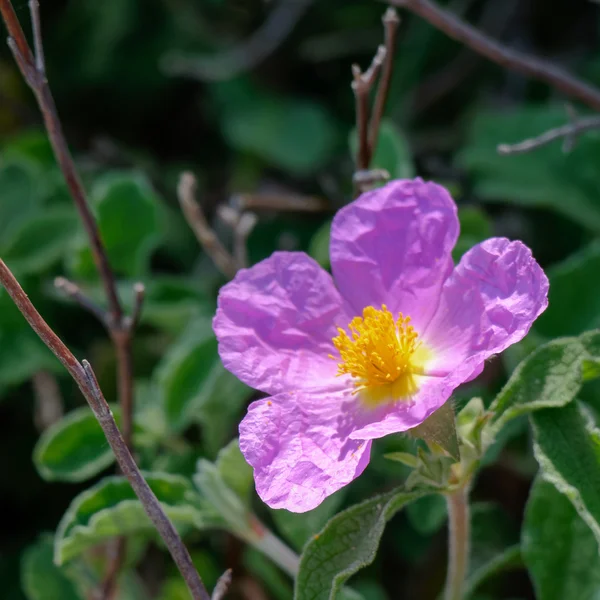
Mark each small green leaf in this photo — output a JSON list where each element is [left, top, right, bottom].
[[294, 488, 426, 600], [409, 400, 460, 460], [1, 208, 78, 275], [349, 119, 414, 179], [55, 472, 212, 564], [383, 452, 419, 468], [70, 172, 161, 279], [488, 336, 591, 434], [536, 241, 600, 337], [156, 317, 251, 437], [453, 207, 493, 261], [308, 219, 332, 269], [531, 402, 600, 545], [21, 535, 80, 600], [33, 405, 122, 482], [523, 478, 600, 600], [406, 494, 447, 535], [215, 438, 253, 506], [0, 159, 42, 241], [216, 80, 338, 175]]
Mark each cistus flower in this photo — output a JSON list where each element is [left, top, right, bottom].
[[213, 179, 549, 512]]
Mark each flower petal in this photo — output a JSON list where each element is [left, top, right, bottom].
[[330, 178, 459, 331], [423, 237, 549, 377], [240, 390, 372, 512], [347, 238, 548, 441], [214, 252, 348, 395]]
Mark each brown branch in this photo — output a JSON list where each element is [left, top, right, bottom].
[[0, 259, 212, 600], [54, 277, 108, 326], [390, 0, 600, 112], [216, 206, 258, 270], [177, 172, 238, 279], [232, 192, 328, 212], [0, 1, 146, 593], [368, 8, 400, 156], [497, 114, 600, 155], [211, 569, 233, 600], [351, 45, 387, 172]]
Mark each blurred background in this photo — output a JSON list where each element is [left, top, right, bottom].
[[1, 0, 600, 598]]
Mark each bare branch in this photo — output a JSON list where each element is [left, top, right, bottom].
[[129, 283, 146, 331], [28, 0, 45, 76], [497, 115, 600, 155], [177, 172, 238, 279], [390, 0, 600, 112], [54, 277, 108, 326], [0, 260, 212, 600], [232, 192, 328, 213], [368, 8, 400, 154]]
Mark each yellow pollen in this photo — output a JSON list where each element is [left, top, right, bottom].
[[329, 305, 422, 394]]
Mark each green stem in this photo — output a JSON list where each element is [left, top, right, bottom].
[[444, 486, 470, 600]]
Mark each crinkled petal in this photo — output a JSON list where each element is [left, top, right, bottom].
[[423, 237, 549, 377], [214, 252, 349, 395], [347, 237, 548, 441], [240, 390, 372, 512], [330, 178, 459, 331]]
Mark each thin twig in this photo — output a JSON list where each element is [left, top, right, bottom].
[[54, 277, 108, 326], [497, 114, 600, 155], [0, 260, 212, 600], [177, 172, 238, 279], [368, 8, 400, 156], [211, 569, 233, 600], [216, 206, 258, 270], [232, 192, 328, 213], [352, 64, 373, 172], [390, 0, 600, 112], [129, 283, 146, 330], [0, 1, 144, 593]]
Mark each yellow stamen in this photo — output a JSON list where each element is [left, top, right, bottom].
[[330, 305, 429, 403]]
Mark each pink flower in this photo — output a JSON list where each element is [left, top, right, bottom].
[[213, 179, 548, 512]]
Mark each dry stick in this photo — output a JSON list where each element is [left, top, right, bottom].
[[368, 8, 400, 160], [0, 1, 144, 595], [497, 114, 600, 155], [0, 260, 212, 600], [390, 0, 600, 112], [352, 44, 387, 172], [178, 172, 238, 279]]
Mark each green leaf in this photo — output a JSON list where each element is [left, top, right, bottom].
[[70, 172, 161, 279], [244, 548, 294, 600], [536, 241, 600, 337], [55, 472, 211, 564], [294, 488, 426, 600], [273, 491, 346, 552], [308, 219, 332, 269], [33, 405, 122, 482], [523, 478, 600, 600], [531, 401, 600, 545], [0, 159, 42, 241], [1, 207, 78, 275], [453, 207, 493, 261], [21, 535, 80, 600], [349, 119, 414, 179], [406, 494, 447, 535], [488, 336, 592, 434], [156, 316, 251, 437], [216, 80, 338, 175], [458, 104, 600, 231], [215, 438, 253, 506]]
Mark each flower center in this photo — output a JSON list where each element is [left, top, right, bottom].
[[330, 305, 423, 394]]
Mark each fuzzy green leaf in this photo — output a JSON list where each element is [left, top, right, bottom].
[[70, 172, 161, 279], [33, 406, 123, 482], [523, 477, 600, 600], [531, 402, 600, 545], [488, 336, 593, 434], [1, 208, 78, 276], [55, 472, 215, 564], [294, 489, 426, 600]]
